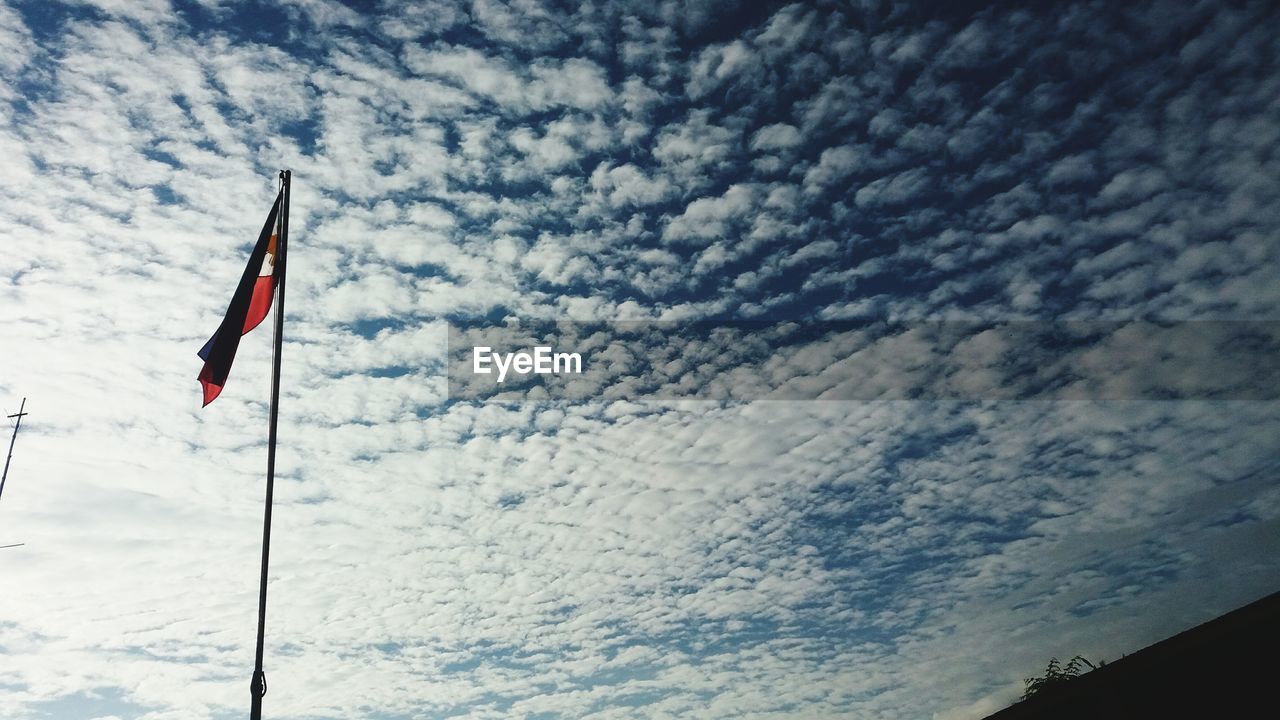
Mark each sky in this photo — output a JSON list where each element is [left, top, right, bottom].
[[1, 0, 1279, 719]]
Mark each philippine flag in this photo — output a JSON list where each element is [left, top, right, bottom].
[[197, 191, 283, 406]]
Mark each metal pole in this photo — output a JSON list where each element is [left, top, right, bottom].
[[1, 397, 28, 503], [250, 171, 289, 720]]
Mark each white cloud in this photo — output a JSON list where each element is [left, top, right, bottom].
[[853, 167, 930, 207], [404, 45, 612, 113], [590, 162, 672, 208], [749, 122, 801, 152], [687, 39, 754, 99], [802, 143, 862, 193], [662, 183, 758, 245], [652, 109, 738, 190]]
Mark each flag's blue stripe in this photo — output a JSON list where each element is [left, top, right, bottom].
[[198, 331, 217, 361]]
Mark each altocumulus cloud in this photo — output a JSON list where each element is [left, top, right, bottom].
[[0, 1, 1278, 719]]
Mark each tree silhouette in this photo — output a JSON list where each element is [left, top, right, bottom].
[[1022, 655, 1103, 699]]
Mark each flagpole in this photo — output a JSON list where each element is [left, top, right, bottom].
[[1, 397, 29, 505], [251, 170, 289, 720]]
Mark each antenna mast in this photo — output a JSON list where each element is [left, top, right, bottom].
[[1, 397, 28, 504]]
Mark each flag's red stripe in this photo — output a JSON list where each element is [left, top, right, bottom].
[[198, 364, 224, 407], [244, 275, 276, 334]]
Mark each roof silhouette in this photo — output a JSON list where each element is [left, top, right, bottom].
[[985, 588, 1280, 719]]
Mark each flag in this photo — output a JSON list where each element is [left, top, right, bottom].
[[197, 191, 284, 406]]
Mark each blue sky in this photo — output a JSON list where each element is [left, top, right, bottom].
[[1, 1, 1278, 718]]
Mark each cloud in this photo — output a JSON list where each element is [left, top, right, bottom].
[[801, 143, 862, 193], [749, 122, 801, 152], [661, 183, 758, 245], [590, 162, 673, 208], [687, 39, 754, 99], [0, 4, 34, 97], [853, 167, 931, 207], [403, 45, 612, 113], [652, 108, 740, 190]]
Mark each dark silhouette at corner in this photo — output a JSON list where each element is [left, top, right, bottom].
[[985, 589, 1280, 719]]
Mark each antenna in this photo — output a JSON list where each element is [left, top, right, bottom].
[[1, 397, 28, 503], [1, 398, 29, 550]]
